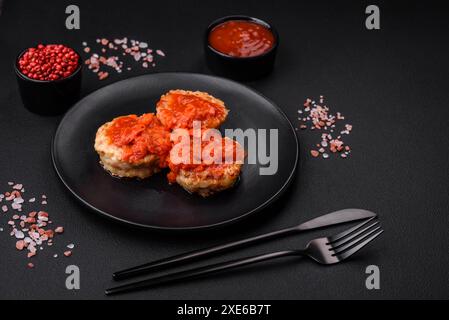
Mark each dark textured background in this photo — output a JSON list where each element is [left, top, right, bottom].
[[0, 0, 448, 299]]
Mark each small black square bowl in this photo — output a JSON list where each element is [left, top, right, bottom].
[[205, 15, 279, 81], [14, 48, 82, 116]]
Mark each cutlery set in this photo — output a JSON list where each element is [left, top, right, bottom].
[[106, 209, 383, 295]]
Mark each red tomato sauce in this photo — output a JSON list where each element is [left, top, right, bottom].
[[158, 92, 227, 129], [208, 20, 275, 57], [106, 113, 172, 164]]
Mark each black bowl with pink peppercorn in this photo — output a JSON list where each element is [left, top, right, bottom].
[[14, 44, 82, 115]]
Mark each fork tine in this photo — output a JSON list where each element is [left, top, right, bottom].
[[327, 216, 377, 243], [330, 221, 380, 248], [334, 229, 384, 261], [332, 225, 381, 254]]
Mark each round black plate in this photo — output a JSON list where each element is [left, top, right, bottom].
[[52, 73, 298, 230]]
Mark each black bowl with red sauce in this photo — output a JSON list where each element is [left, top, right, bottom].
[[205, 15, 279, 80], [14, 44, 82, 116]]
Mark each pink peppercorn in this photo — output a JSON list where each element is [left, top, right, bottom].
[[18, 44, 79, 81]]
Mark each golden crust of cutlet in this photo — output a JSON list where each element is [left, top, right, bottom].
[[168, 138, 243, 197], [94, 119, 163, 179], [174, 163, 242, 197]]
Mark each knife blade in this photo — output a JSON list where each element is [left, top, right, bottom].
[[298, 208, 377, 231]]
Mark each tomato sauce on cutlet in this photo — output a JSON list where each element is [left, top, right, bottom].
[[106, 113, 172, 164], [158, 93, 227, 129]]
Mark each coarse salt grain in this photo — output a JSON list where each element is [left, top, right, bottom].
[[11, 203, 21, 210], [16, 240, 25, 250], [14, 230, 25, 239], [310, 150, 319, 158], [14, 197, 24, 204]]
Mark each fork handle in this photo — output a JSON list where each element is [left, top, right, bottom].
[[113, 226, 299, 280], [106, 250, 302, 296]]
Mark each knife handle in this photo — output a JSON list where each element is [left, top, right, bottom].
[[107, 250, 301, 296], [112, 226, 299, 281]]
